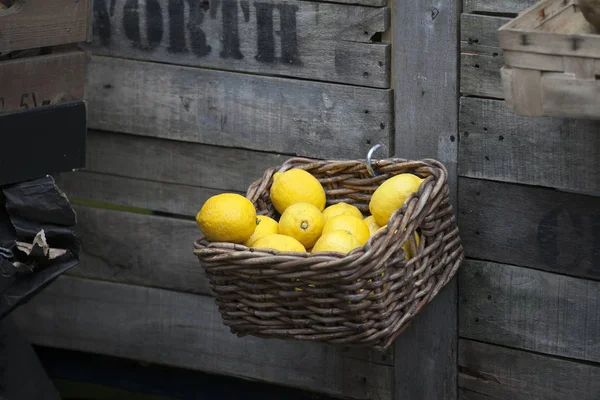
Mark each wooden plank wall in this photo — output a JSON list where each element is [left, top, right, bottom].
[[458, 0, 600, 399], [12, 0, 397, 399]]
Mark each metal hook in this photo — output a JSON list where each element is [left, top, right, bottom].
[[366, 144, 382, 177]]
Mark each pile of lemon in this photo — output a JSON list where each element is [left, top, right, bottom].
[[196, 168, 423, 256]]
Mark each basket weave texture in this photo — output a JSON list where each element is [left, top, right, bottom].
[[193, 157, 464, 351]]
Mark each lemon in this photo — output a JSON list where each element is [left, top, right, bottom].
[[270, 169, 326, 214], [369, 174, 424, 226], [322, 215, 370, 246], [196, 193, 257, 243], [322, 202, 363, 222], [279, 202, 325, 248], [311, 230, 361, 254], [252, 234, 306, 253], [403, 231, 421, 259], [244, 215, 279, 247], [364, 215, 381, 236]]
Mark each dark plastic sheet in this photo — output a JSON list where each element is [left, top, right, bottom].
[[0, 175, 80, 321]]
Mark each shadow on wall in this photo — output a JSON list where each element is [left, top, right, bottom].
[[35, 346, 336, 400]]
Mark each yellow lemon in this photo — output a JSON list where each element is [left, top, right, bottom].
[[244, 215, 279, 247], [403, 231, 421, 259], [279, 202, 325, 249], [252, 234, 306, 253], [322, 202, 363, 222], [311, 230, 361, 255], [322, 215, 370, 246], [364, 215, 381, 236], [270, 169, 326, 214], [369, 174, 424, 226], [196, 193, 257, 243]]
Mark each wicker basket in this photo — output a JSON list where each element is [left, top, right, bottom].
[[193, 157, 464, 351]]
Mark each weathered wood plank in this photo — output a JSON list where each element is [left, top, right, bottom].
[[458, 177, 600, 279], [459, 339, 600, 400], [459, 260, 600, 363], [58, 130, 290, 217], [86, 56, 393, 160], [392, 0, 459, 397], [0, 0, 90, 53], [460, 14, 510, 98], [82, 130, 287, 193], [460, 14, 504, 99], [87, 0, 390, 87], [462, 14, 509, 51], [461, 53, 504, 98], [59, 171, 228, 217], [464, 0, 534, 14], [0, 50, 87, 114], [67, 205, 208, 295], [13, 275, 394, 399], [458, 98, 600, 196], [313, 0, 387, 5]]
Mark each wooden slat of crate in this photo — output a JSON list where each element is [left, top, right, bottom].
[[0, 0, 90, 54], [503, 49, 600, 72], [87, 0, 390, 88], [459, 339, 600, 400], [458, 98, 600, 197], [459, 260, 600, 363], [458, 177, 600, 280], [502, 65, 600, 118], [0, 50, 87, 114], [13, 275, 394, 400], [540, 70, 600, 116], [86, 56, 393, 160], [464, 0, 535, 13]]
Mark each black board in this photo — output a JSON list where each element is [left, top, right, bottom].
[[0, 102, 87, 186]]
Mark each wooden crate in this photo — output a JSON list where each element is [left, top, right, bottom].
[[0, 0, 91, 54], [499, 0, 600, 119], [0, 48, 89, 115], [0, 0, 92, 114]]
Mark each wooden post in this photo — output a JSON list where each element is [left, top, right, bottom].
[[392, 0, 459, 398]]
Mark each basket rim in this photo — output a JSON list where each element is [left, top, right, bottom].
[[194, 156, 449, 263]]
